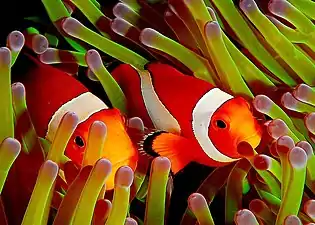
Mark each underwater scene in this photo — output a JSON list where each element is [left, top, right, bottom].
[[0, 0, 315, 224]]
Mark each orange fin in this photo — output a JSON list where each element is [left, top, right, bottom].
[[142, 131, 193, 174]]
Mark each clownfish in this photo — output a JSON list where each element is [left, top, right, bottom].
[[111, 63, 263, 173], [17, 57, 138, 189]]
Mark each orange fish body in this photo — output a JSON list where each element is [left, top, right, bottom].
[[19, 59, 138, 189], [112, 63, 262, 173]]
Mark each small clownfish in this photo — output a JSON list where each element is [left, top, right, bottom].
[[18, 58, 138, 190], [111, 63, 263, 174]]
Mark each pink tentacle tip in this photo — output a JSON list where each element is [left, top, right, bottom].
[[7, 31, 25, 52], [32, 35, 49, 54], [43, 160, 59, 179], [253, 95, 273, 114], [127, 117, 144, 132], [188, 193, 207, 212], [153, 156, 171, 172], [239, 0, 258, 14], [284, 215, 302, 225], [111, 18, 131, 36], [62, 17, 82, 35], [1, 137, 21, 157], [305, 113, 315, 134], [267, 119, 288, 139], [62, 111, 80, 128], [140, 28, 159, 46], [281, 92, 298, 110], [39, 48, 57, 64], [296, 141, 313, 159], [234, 209, 257, 225], [304, 200, 315, 218], [268, 0, 288, 17], [90, 121, 107, 137], [277, 135, 295, 149], [115, 166, 134, 188], [95, 158, 112, 175], [125, 217, 138, 225], [289, 147, 307, 169], [112, 3, 129, 19], [11, 82, 26, 99], [205, 21, 221, 38], [86, 49, 102, 70], [293, 84, 314, 103], [0, 47, 11, 65]]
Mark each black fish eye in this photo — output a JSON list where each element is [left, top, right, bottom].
[[215, 120, 227, 129], [74, 136, 85, 148]]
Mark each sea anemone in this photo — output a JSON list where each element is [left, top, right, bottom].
[[1, 0, 315, 224]]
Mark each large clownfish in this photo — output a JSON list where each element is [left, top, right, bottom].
[[17, 57, 138, 190], [111, 63, 263, 173]]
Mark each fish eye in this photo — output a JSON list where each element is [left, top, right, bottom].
[[215, 120, 227, 129], [74, 136, 85, 148]]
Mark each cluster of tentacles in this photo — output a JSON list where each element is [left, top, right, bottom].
[[0, 0, 315, 224]]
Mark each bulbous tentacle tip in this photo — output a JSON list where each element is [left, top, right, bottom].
[[239, 0, 258, 14], [62, 17, 82, 36], [253, 95, 273, 114], [86, 49, 102, 71], [234, 209, 258, 225], [111, 18, 132, 36], [125, 217, 138, 225], [113, 2, 129, 19], [32, 34, 49, 54], [267, 119, 288, 139], [127, 117, 144, 132], [1, 137, 21, 157], [281, 92, 298, 111], [293, 84, 314, 103], [63, 111, 80, 129], [305, 112, 315, 134], [204, 21, 221, 39], [188, 193, 207, 212], [284, 215, 302, 225], [90, 121, 107, 138], [115, 165, 134, 188], [140, 28, 159, 47], [304, 199, 315, 219], [7, 31, 25, 52], [268, 0, 288, 17], [276, 135, 295, 154], [0, 47, 11, 65], [296, 141, 313, 159], [95, 158, 112, 175], [42, 160, 59, 179], [12, 82, 26, 99], [289, 147, 307, 169], [39, 48, 57, 64], [152, 156, 171, 172]]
